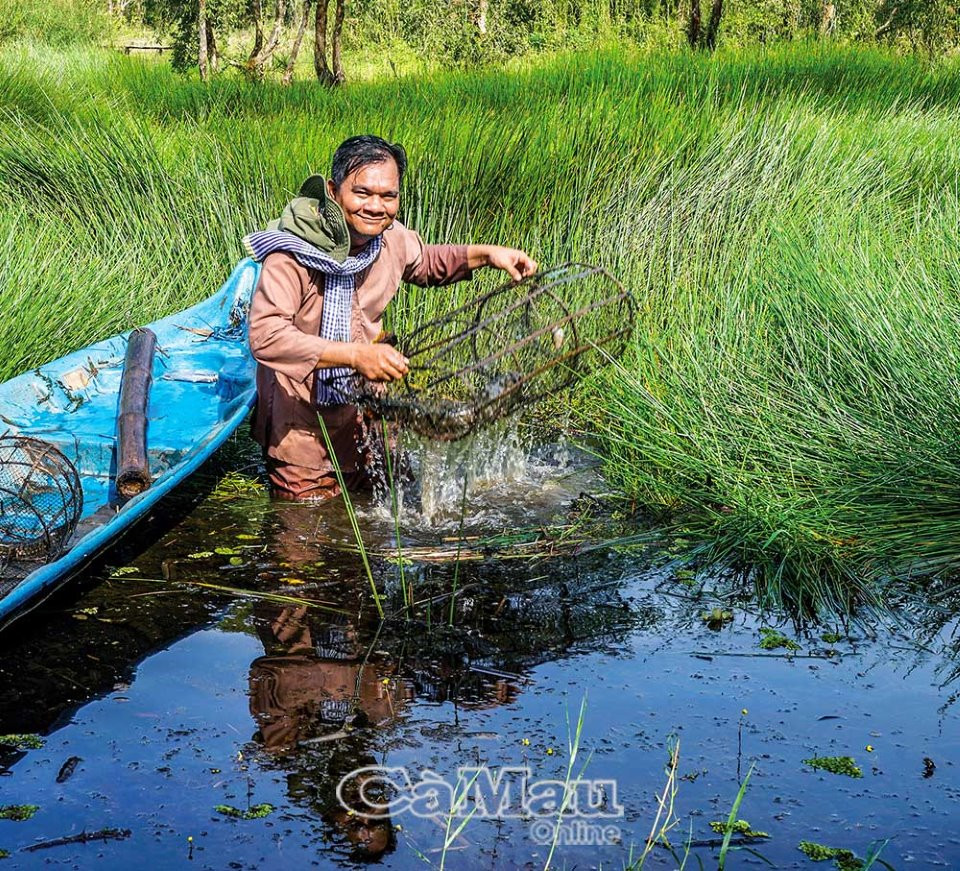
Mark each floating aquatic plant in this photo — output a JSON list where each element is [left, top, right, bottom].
[[0, 734, 44, 751], [803, 756, 863, 778], [759, 627, 801, 651], [0, 805, 39, 821], [798, 841, 863, 870], [709, 818, 769, 839], [701, 608, 733, 629], [214, 803, 274, 820]]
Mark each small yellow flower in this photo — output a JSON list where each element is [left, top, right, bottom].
[[396, 824, 403, 832], [546, 747, 555, 756], [521, 738, 530, 746], [187, 836, 193, 843], [866, 744, 874, 752], [381, 678, 390, 685], [741, 708, 748, 716]]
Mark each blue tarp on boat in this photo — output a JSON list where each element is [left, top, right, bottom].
[[0, 258, 262, 630]]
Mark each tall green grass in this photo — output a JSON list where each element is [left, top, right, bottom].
[[2, 41, 960, 604]]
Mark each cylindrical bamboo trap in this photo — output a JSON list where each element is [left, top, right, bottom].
[[320, 263, 634, 441]]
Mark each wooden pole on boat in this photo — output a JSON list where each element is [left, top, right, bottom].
[[116, 327, 157, 501]]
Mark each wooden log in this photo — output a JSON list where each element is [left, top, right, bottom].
[[122, 44, 171, 54], [116, 328, 157, 501]]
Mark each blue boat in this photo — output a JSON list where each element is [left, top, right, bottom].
[[0, 258, 261, 631]]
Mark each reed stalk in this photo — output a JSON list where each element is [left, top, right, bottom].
[[317, 413, 384, 619]]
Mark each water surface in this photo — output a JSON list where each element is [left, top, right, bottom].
[[0, 432, 957, 868]]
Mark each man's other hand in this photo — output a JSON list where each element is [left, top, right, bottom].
[[350, 343, 410, 381]]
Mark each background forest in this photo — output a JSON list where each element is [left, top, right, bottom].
[[1, 0, 959, 82]]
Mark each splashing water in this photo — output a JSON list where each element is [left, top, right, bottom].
[[366, 419, 583, 532]]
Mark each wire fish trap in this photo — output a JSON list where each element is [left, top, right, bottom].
[[330, 262, 634, 441], [0, 435, 83, 582]]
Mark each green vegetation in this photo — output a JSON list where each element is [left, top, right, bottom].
[[799, 840, 864, 870], [803, 755, 864, 777], [214, 803, 274, 819], [709, 818, 769, 839], [0, 734, 44, 751], [0, 805, 39, 821], [4, 32, 960, 606], [759, 627, 801, 651], [701, 608, 733, 629]]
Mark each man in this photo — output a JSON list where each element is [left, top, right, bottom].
[[247, 135, 537, 501]]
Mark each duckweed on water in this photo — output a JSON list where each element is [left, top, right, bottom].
[[821, 632, 845, 644], [709, 818, 769, 839], [803, 756, 863, 778], [0, 805, 39, 821], [759, 627, 801, 651], [215, 803, 275, 820], [798, 841, 864, 870], [0, 734, 43, 751]]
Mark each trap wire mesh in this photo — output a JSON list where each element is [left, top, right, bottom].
[[0, 435, 83, 585], [330, 263, 634, 440]]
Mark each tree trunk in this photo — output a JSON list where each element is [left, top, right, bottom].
[[476, 0, 488, 34], [283, 0, 312, 85], [331, 0, 345, 84], [314, 0, 334, 85], [687, 0, 701, 47], [246, 0, 287, 79], [704, 0, 722, 49], [198, 0, 209, 82], [206, 19, 219, 71], [249, 0, 264, 62]]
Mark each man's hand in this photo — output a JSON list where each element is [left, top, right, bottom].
[[467, 244, 538, 282], [349, 343, 409, 382]]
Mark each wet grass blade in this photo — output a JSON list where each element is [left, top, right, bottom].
[[718, 764, 754, 870]]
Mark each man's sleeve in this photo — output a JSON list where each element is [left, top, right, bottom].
[[248, 253, 328, 383], [402, 229, 473, 287]]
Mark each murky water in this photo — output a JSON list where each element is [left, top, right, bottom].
[[0, 431, 958, 868]]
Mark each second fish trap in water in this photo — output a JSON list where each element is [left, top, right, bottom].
[[336, 263, 634, 441]]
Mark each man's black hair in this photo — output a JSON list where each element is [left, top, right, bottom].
[[331, 135, 407, 187]]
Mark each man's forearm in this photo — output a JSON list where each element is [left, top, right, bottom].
[[465, 244, 497, 270], [313, 339, 358, 370]]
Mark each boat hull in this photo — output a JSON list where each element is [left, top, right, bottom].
[[0, 258, 262, 631]]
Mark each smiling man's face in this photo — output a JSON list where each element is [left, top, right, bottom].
[[328, 159, 400, 252]]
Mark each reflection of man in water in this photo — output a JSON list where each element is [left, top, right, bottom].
[[249, 603, 404, 858]]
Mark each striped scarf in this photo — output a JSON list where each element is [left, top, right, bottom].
[[244, 230, 382, 406]]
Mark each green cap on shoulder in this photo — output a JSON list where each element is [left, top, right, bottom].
[[268, 175, 351, 263]]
